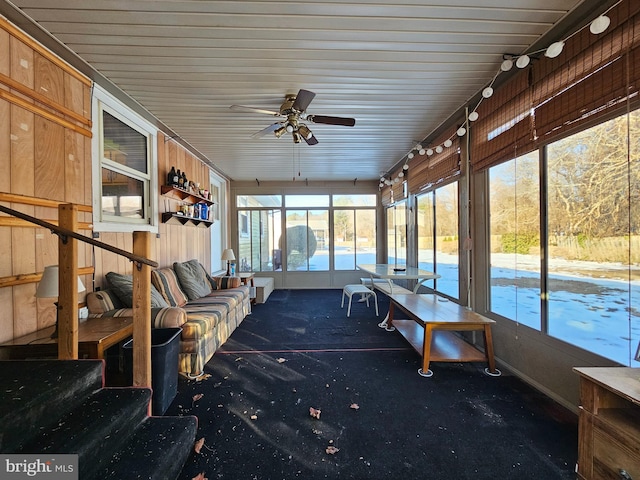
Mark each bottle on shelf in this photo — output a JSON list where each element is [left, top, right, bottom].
[[182, 171, 188, 190], [177, 169, 184, 189], [167, 166, 178, 186]]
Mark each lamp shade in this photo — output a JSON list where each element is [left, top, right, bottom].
[[35, 265, 86, 298], [221, 249, 236, 261]]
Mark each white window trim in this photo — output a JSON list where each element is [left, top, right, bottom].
[[91, 84, 159, 233]]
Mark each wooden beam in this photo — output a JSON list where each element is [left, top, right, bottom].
[[132, 231, 152, 392], [57, 204, 79, 360], [0, 192, 93, 212], [0, 266, 94, 288]]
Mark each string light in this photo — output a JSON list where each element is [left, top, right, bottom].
[[379, 3, 619, 191]]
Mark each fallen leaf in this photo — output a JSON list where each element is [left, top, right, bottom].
[[194, 437, 205, 454], [192, 473, 208, 480], [195, 374, 212, 382], [235, 357, 243, 362], [309, 407, 321, 419], [326, 446, 339, 455], [350, 403, 360, 410], [193, 393, 204, 403], [250, 414, 258, 420], [276, 357, 286, 363]]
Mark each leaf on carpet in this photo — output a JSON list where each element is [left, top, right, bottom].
[[326, 446, 339, 455], [350, 403, 360, 410], [276, 357, 286, 363], [192, 473, 208, 480], [309, 407, 321, 419], [193, 393, 204, 403], [194, 437, 205, 454]]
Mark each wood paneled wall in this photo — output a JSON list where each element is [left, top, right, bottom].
[[0, 18, 92, 343], [0, 18, 216, 344]]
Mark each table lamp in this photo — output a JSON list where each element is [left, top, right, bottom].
[[36, 265, 86, 339], [221, 248, 236, 276]]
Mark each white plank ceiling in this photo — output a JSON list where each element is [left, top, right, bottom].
[[3, 0, 608, 182]]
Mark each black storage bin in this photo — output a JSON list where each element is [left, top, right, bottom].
[[123, 327, 182, 415]]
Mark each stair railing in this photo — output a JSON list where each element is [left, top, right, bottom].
[[0, 200, 158, 389]]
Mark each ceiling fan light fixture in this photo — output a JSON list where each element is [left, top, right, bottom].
[[274, 126, 287, 138], [286, 123, 295, 133], [298, 124, 313, 139], [292, 131, 302, 143]]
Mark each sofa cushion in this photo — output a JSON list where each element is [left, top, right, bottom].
[[151, 267, 189, 307], [213, 275, 242, 289], [106, 272, 169, 308], [173, 259, 212, 300], [86, 289, 124, 315]]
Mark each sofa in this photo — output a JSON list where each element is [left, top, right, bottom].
[[86, 259, 251, 378]]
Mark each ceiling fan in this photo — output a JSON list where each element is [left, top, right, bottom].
[[230, 89, 356, 145]]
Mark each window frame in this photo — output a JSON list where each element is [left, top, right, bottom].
[[91, 85, 159, 233]]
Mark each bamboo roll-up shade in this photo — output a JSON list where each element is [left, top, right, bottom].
[[470, 71, 534, 172], [408, 124, 461, 193], [533, 1, 640, 144]]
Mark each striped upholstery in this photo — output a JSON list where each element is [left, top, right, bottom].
[[151, 267, 189, 307], [213, 275, 242, 289], [86, 289, 124, 314], [87, 266, 251, 377]]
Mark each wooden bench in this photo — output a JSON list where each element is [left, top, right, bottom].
[[388, 293, 500, 378]]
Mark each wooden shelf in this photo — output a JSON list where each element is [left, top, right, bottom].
[[161, 185, 213, 206], [393, 320, 487, 363], [162, 212, 213, 228]]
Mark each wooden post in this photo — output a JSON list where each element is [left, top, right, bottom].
[[58, 204, 79, 360], [132, 231, 152, 389]]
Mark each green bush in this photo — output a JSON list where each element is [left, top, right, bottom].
[[501, 233, 539, 254]]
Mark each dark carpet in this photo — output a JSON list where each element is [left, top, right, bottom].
[[168, 289, 578, 480]]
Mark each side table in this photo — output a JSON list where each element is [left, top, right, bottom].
[[237, 272, 256, 304]]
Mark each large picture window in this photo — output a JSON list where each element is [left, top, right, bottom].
[[236, 195, 282, 272], [488, 152, 541, 328], [416, 182, 459, 297], [333, 194, 377, 270], [547, 110, 639, 366], [386, 201, 407, 266]]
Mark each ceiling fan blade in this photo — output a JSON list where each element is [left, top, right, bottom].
[[307, 115, 356, 127], [304, 134, 319, 146], [292, 89, 316, 112], [230, 105, 281, 117], [251, 123, 282, 138]]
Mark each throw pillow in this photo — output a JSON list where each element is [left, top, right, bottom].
[[151, 267, 189, 307], [106, 272, 169, 308], [173, 259, 212, 300]]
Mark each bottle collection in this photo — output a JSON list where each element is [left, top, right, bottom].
[[166, 166, 213, 222]]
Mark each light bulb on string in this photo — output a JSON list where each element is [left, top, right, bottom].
[[501, 59, 513, 71], [444, 139, 453, 148], [436, 146, 443, 154], [590, 15, 610, 34], [516, 55, 530, 68], [545, 41, 565, 58], [468, 111, 479, 122], [427, 149, 434, 156]]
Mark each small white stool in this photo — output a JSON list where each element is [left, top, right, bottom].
[[341, 284, 379, 317]]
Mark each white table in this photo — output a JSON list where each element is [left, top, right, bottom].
[[356, 264, 440, 330]]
